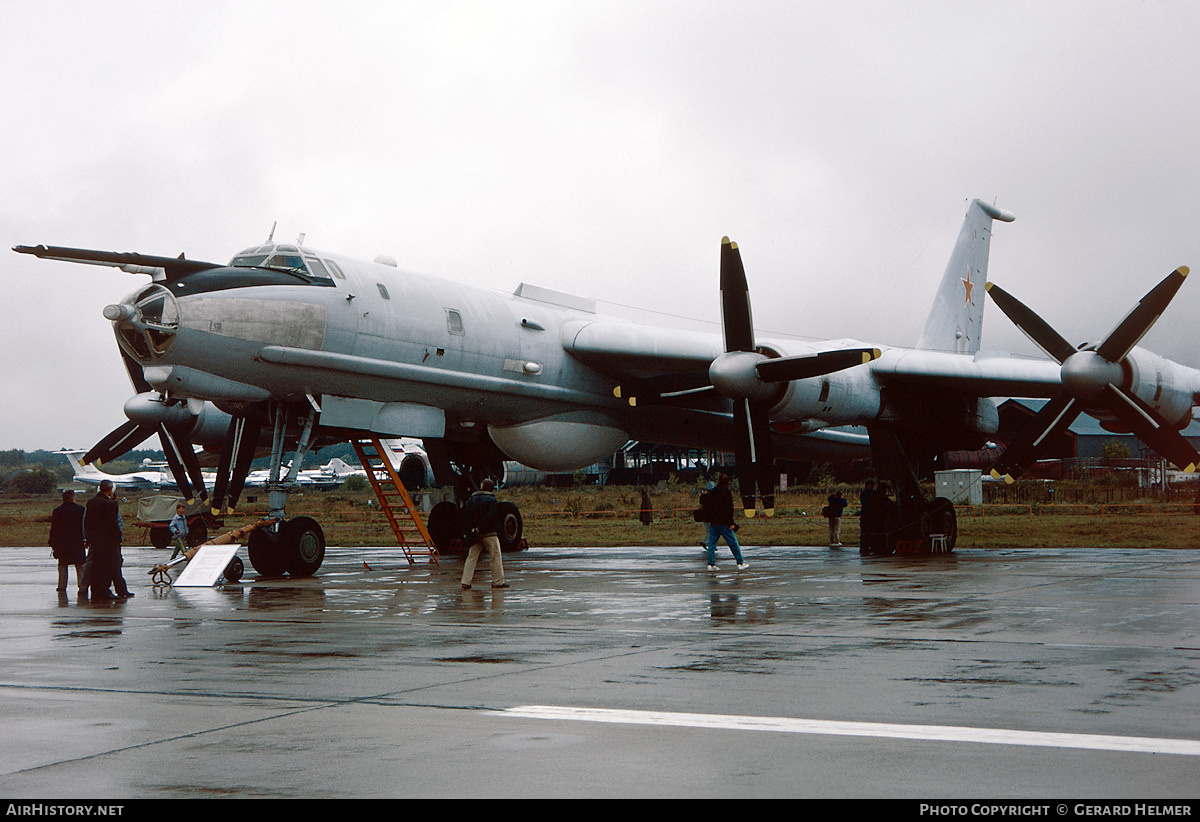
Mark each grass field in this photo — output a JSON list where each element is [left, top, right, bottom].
[[4, 484, 1200, 551]]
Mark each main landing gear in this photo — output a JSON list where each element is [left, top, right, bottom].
[[421, 439, 526, 556], [868, 426, 958, 555], [427, 498, 525, 555]]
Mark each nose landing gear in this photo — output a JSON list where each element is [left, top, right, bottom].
[[247, 515, 326, 577], [234, 402, 328, 578]]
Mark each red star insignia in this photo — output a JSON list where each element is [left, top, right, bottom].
[[962, 266, 974, 306]]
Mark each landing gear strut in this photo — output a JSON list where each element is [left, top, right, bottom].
[[423, 439, 525, 555], [868, 426, 957, 554], [234, 402, 327, 577]]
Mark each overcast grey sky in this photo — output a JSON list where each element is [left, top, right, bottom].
[[4, 0, 1199, 451]]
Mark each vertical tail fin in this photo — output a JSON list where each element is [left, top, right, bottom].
[[916, 198, 1015, 354], [59, 450, 101, 483]]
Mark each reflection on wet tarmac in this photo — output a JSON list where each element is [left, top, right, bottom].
[[3, 543, 1200, 797]]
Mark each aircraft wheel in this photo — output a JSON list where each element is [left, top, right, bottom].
[[927, 497, 957, 552], [427, 501, 463, 555], [223, 555, 244, 583], [398, 455, 427, 489], [282, 516, 325, 577], [186, 518, 208, 547], [149, 525, 172, 550], [497, 501, 525, 552], [248, 528, 287, 577]]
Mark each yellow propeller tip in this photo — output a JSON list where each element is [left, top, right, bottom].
[[1178, 266, 1189, 277], [763, 508, 775, 518], [743, 509, 756, 518]]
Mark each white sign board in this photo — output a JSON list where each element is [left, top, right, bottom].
[[173, 545, 241, 587]]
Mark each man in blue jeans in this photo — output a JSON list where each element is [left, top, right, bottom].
[[701, 474, 748, 571]]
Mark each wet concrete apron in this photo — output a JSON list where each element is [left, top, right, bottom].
[[0, 544, 1197, 798]]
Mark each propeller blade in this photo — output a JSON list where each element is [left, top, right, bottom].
[[731, 399, 775, 516], [226, 417, 262, 510], [751, 401, 776, 516], [210, 421, 238, 513], [158, 426, 194, 499], [731, 399, 759, 515], [756, 348, 881, 383], [211, 416, 260, 513], [120, 350, 153, 394], [83, 420, 155, 465], [158, 424, 207, 502], [720, 237, 755, 353], [989, 392, 1082, 482], [1099, 385, 1199, 472], [984, 283, 1077, 364], [1094, 266, 1189, 363]]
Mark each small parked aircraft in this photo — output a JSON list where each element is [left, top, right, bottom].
[[59, 450, 169, 490], [18, 198, 1198, 575]]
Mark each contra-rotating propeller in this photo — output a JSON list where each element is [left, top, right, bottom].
[[714, 237, 880, 516], [615, 237, 879, 517], [986, 266, 1198, 482]]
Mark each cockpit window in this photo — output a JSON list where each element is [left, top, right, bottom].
[[264, 252, 306, 272], [226, 244, 341, 284], [305, 257, 333, 280]]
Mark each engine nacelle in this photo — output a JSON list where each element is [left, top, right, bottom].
[[758, 341, 882, 426], [488, 415, 629, 472], [1110, 347, 1196, 430], [122, 393, 235, 449]]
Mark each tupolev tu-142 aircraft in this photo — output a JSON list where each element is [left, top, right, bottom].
[[15, 198, 1200, 576]]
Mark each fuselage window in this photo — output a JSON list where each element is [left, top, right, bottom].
[[377, 283, 391, 300], [446, 309, 464, 335]]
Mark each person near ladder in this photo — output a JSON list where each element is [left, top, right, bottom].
[[460, 479, 508, 590]]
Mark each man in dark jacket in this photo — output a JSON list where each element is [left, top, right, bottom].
[[49, 489, 86, 597], [825, 489, 848, 547], [701, 473, 748, 571], [460, 479, 508, 590], [82, 480, 131, 600]]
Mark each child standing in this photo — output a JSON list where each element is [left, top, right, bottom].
[[169, 503, 189, 560]]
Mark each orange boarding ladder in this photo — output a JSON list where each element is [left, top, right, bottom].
[[350, 437, 439, 566]]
